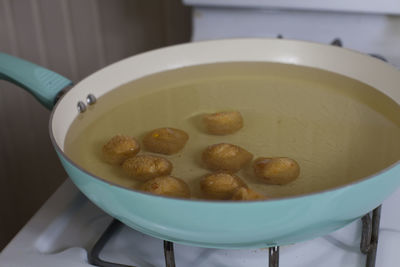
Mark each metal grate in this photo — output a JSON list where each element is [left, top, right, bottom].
[[88, 205, 382, 267], [87, 219, 176, 267]]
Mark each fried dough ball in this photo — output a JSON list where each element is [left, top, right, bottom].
[[200, 172, 248, 200], [231, 187, 267, 201], [122, 155, 173, 181], [203, 111, 244, 135], [143, 127, 189, 155], [138, 176, 191, 198], [202, 143, 253, 172], [253, 157, 300, 185], [102, 135, 140, 165]]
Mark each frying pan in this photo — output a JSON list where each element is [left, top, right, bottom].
[[1, 39, 400, 249]]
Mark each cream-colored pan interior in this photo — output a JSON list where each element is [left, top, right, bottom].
[[51, 39, 400, 198]]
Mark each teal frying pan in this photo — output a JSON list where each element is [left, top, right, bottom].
[[1, 39, 400, 248]]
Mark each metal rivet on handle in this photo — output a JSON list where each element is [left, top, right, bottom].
[[77, 101, 86, 113], [86, 94, 97, 105]]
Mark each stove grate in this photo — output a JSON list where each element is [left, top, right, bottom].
[[361, 206, 382, 267], [88, 219, 133, 267], [163, 240, 176, 267], [88, 205, 382, 267]]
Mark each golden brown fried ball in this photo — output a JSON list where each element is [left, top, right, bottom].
[[253, 157, 300, 185], [122, 155, 173, 181], [102, 135, 140, 165], [200, 172, 248, 200], [203, 111, 244, 135], [231, 187, 267, 201], [138, 176, 191, 198], [202, 143, 253, 172], [143, 127, 189, 155]]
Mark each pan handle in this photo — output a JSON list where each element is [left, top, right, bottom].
[[0, 52, 72, 110]]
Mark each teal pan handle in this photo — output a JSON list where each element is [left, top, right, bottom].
[[0, 52, 72, 109]]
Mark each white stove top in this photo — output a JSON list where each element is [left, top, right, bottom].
[[1, 179, 399, 267], [189, 7, 400, 68]]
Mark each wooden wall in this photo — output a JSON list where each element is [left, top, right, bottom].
[[0, 0, 191, 250]]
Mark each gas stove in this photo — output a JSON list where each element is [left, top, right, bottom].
[[0, 179, 400, 267], [2, 1, 400, 266]]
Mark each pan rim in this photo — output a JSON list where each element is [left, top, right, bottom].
[[48, 37, 400, 204]]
